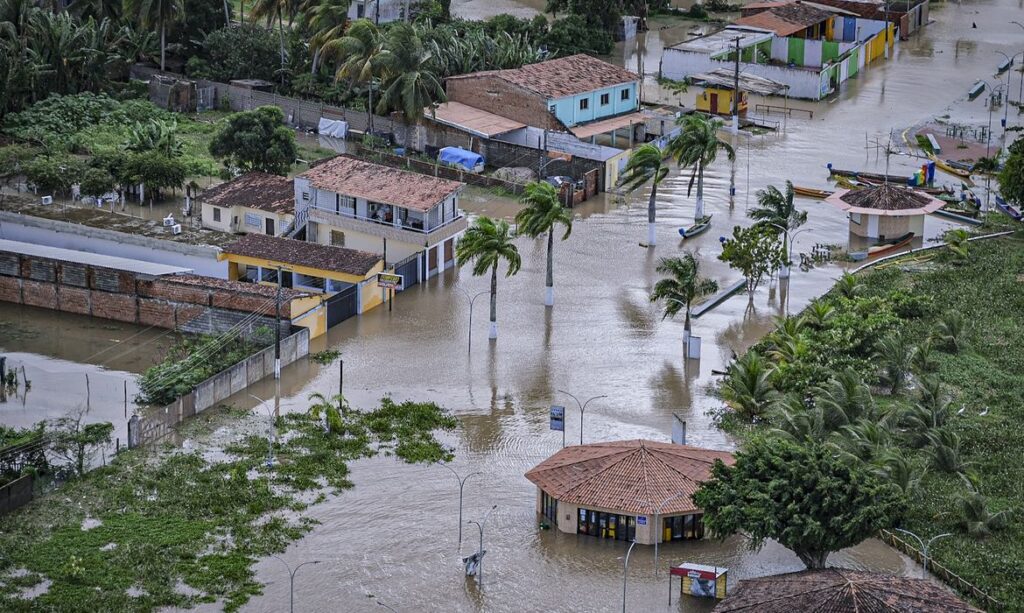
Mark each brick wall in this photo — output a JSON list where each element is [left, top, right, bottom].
[[446, 75, 565, 132], [0, 249, 292, 338]]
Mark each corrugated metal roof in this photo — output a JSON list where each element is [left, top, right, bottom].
[[427, 101, 525, 138], [0, 238, 191, 277]]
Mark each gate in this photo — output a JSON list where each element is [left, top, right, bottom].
[[197, 86, 215, 111], [326, 285, 359, 327], [395, 254, 419, 290]]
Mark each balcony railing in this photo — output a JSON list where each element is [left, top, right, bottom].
[[308, 203, 464, 235]]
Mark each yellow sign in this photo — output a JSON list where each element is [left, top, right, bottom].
[[377, 273, 403, 290]]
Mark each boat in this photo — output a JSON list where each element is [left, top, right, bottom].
[[996, 196, 1023, 221], [929, 154, 973, 180], [679, 214, 712, 238], [848, 232, 915, 261], [828, 167, 915, 184], [932, 208, 983, 225], [793, 186, 833, 199]]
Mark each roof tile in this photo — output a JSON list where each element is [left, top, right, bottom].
[[447, 54, 639, 100], [298, 155, 462, 213], [201, 172, 294, 215], [222, 233, 381, 277]]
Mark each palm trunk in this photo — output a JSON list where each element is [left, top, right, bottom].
[[160, 22, 166, 71], [694, 163, 705, 219], [488, 263, 498, 339], [779, 230, 791, 278], [311, 46, 321, 75], [683, 304, 692, 346], [277, 9, 286, 87], [223, 0, 230, 25], [240, 0, 244, 22], [367, 82, 375, 135], [647, 180, 657, 246], [545, 227, 554, 306]]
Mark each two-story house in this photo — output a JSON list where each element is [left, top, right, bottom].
[[200, 172, 295, 237], [294, 156, 466, 288]]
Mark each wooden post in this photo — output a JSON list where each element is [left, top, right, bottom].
[[124, 380, 128, 418]]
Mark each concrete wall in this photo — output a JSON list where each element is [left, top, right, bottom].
[[0, 211, 224, 278], [446, 74, 565, 131]]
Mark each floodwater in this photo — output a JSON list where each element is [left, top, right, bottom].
[[231, 2, 1024, 612]]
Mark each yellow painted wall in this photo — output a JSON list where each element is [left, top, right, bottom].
[[696, 88, 747, 115], [606, 149, 631, 188], [289, 298, 327, 338], [866, 25, 895, 63], [220, 252, 379, 286], [313, 221, 423, 267]]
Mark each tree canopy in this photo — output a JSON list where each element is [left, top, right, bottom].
[[998, 135, 1024, 206], [719, 223, 785, 298], [208, 106, 297, 175], [694, 436, 906, 569]]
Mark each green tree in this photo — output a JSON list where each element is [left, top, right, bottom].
[[122, 0, 184, 71], [668, 113, 735, 220], [375, 22, 446, 121], [515, 181, 573, 307], [998, 136, 1024, 206], [957, 490, 1012, 538], [322, 18, 384, 134], [49, 411, 115, 477], [24, 156, 84, 196], [542, 15, 613, 56], [307, 391, 347, 433], [873, 331, 915, 395], [618, 143, 669, 246], [248, 0, 288, 84], [123, 150, 186, 203], [931, 311, 966, 353], [749, 180, 807, 273], [79, 167, 116, 201], [720, 351, 775, 422], [694, 436, 905, 569], [455, 216, 521, 340], [650, 253, 718, 340], [209, 106, 297, 175], [185, 24, 281, 83], [944, 228, 970, 262], [302, 0, 350, 74], [718, 223, 785, 300]]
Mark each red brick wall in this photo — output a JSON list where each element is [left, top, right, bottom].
[[22, 280, 56, 309], [57, 286, 91, 315], [139, 298, 176, 328], [139, 279, 212, 305], [0, 276, 20, 303], [446, 75, 564, 131], [91, 291, 138, 323]]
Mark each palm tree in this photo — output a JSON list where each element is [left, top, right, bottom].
[[802, 300, 835, 329], [773, 393, 825, 442], [749, 180, 807, 275], [668, 113, 735, 220], [308, 391, 347, 432], [834, 272, 863, 299], [650, 253, 718, 343], [303, 0, 350, 74], [515, 181, 572, 307], [455, 216, 521, 340], [874, 448, 925, 496], [375, 22, 445, 122], [720, 350, 775, 422], [122, 0, 183, 71], [957, 490, 1011, 538], [873, 331, 916, 395], [812, 369, 876, 431], [927, 428, 969, 475], [944, 228, 970, 262], [248, 0, 287, 84], [911, 337, 939, 374], [932, 311, 966, 353], [322, 18, 383, 134], [618, 143, 669, 246]]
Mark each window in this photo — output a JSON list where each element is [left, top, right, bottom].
[[212, 207, 221, 222], [355, 1, 364, 17], [579, 98, 589, 110], [577, 507, 635, 541], [330, 230, 346, 247], [541, 490, 558, 525], [662, 513, 705, 542], [301, 191, 310, 202], [600, 93, 610, 106], [621, 88, 630, 101], [245, 212, 260, 228]]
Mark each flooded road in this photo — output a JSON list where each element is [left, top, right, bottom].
[[232, 2, 1024, 611]]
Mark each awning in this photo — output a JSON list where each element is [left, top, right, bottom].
[[569, 112, 645, 140], [688, 69, 790, 96], [426, 102, 525, 138]]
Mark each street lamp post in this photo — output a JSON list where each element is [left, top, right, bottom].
[[466, 505, 498, 590], [1013, 22, 1024, 104], [622, 540, 638, 613], [441, 464, 482, 549], [652, 492, 687, 577], [269, 556, 321, 613], [557, 390, 608, 445], [894, 529, 953, 579], [995, 52, 1015, 129], [249, 394, 275, 467], [458, 288, 490, 354]]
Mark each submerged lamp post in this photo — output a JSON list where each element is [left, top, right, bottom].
[[621, 540, 638, 613], [458, 288, 490, 354], [441, 464, 481, 549], [270, 556, 321, 613], [895, 529, 952, 579], [557, 390, 608, 445], [466, 505, 498, 589], [248, 393, 275, 467]]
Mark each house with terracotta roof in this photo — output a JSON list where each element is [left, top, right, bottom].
[[218, 233, 386, 335], [662, 0, 894, 100], [525, 439, 734, 545], [200, 172, 296, 237], [294, 155, 466, 287]]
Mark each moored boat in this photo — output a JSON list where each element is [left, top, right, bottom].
[[828, 167, 914, 184], [849, 232, 915, 261], [679, 215, 713, 238], [996, 196, 1023, 221], [929, 154, 973, 180], [793, 186, 833, 199]]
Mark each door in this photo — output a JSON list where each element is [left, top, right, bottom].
[[709, 93, 719, 115], [444, 238, 454, 265], [326, 285, 358, 327], [265, 217, 275, 236], [428, 246, 438, 273]]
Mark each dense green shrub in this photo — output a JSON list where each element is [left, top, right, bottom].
[[186, 25, 282, 84], [544, 16, 614, 56]]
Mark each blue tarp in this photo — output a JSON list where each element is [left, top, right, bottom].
[[438, 147, 484, 172]]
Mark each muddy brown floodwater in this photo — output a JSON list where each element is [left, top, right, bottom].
[[227, 2, 1024, 611]]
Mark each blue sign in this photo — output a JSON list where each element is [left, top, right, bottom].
[[550, 405, 565, 432], [637, 516, 647, 526]]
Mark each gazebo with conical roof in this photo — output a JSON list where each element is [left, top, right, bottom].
[[712, 568, 981, 612], [824, 183, 944, 239], [525, 439, 734, 545]]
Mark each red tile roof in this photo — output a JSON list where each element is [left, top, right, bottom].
[[735, 2, 833, 36], [222, 233, 381, 277], [167, 273, 309, 300], [524, 439, 734, 515], [201, 172, 294, 215], [713, 569, 982, 612], [447, 54, 640, 100], [298, 155, 462, 213]]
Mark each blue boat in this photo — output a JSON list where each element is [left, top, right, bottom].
[[679, 215, 712, 239], [996, 196, 1022, 221]]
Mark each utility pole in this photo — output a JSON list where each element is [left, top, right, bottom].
[[274, 266, 282, 418], [338, 358, 344, 401], [732, 36, 741, 135]]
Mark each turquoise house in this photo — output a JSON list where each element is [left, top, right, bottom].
[[547, 81, 638, 127]]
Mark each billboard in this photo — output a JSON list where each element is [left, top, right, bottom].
[[377, 272, 403, 290]]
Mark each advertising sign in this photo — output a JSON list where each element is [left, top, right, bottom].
[[377, 272, 403, 290], [549, 405, 565, 431]]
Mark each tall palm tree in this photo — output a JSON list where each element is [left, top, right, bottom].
[[122, 0, 183, 71], [455, 216, 521, 340], [303, 0, 350, 74], [515, 181, 572, 307], [749, 180, 807, 274], [650, 253, 718, 342], [931, 311, 966, 353], [720, 350, 775, 422], [668, 113, 735, 220], [873, 331, 916, 395], [248, 0, 287, 84], [618, 142, 669, 246], [812, 369, 875, 431], [375, 22, 445, 122], [322, 18, 383, 134]]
